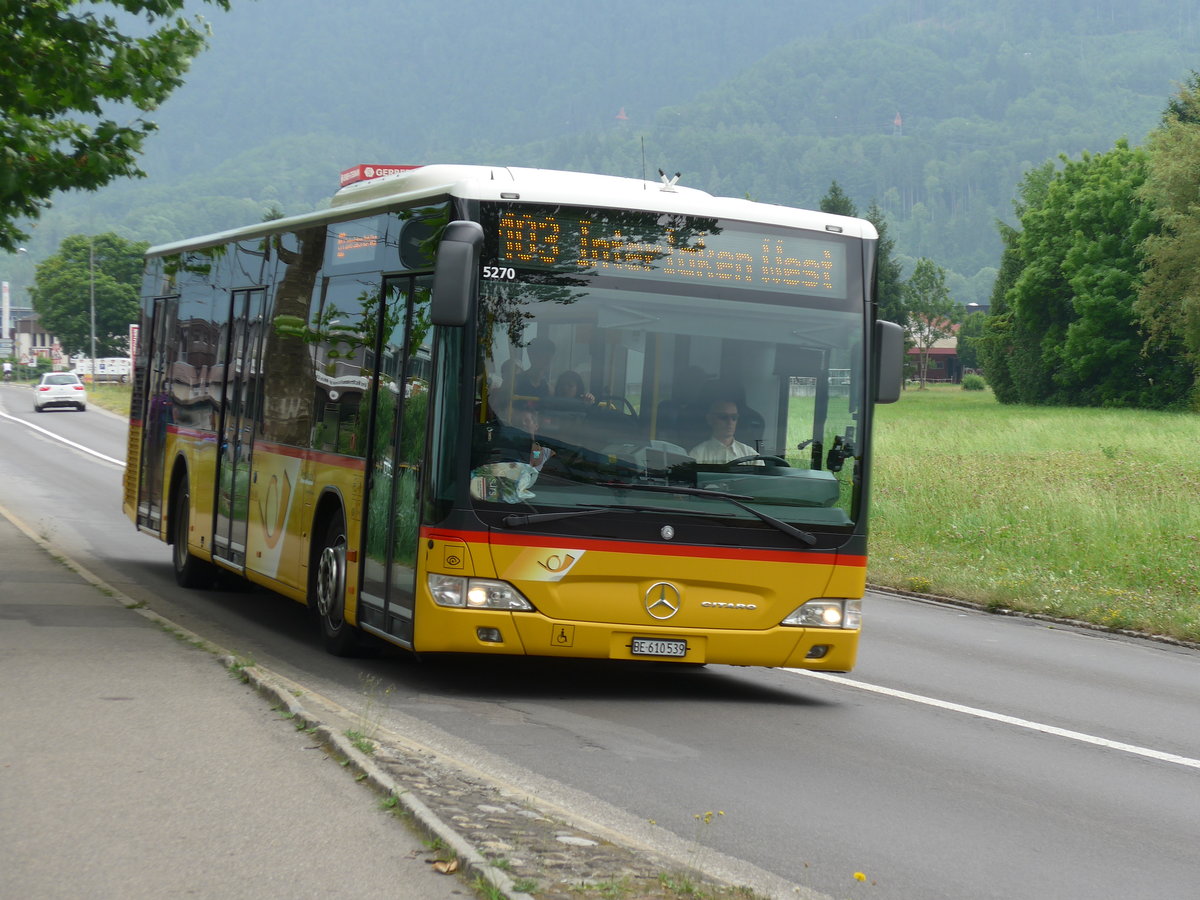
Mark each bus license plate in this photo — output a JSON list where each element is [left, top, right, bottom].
[[631, 638, 687, 658]]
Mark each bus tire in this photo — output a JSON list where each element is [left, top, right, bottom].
[[172, 475, 215, 588], [312, 510, 359, 656]]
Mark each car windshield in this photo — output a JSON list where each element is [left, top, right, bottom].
[[468, 204, 868, 532], [44, 374, 80, 385]]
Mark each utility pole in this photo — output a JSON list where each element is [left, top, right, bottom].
[[89, 238, 97, 374]]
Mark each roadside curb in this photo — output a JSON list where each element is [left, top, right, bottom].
[[228, 658, 535, 900]]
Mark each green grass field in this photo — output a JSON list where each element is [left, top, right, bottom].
[[871, 385, 1200, 642]]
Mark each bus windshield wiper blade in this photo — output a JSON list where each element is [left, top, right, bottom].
[[599, 481, 818, 547], [502, 506, 617, 527], [597, 481, 753, 501], [721, 496, 818, 546], [501, 503, 692, 527]]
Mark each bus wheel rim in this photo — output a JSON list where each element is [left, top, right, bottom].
[[316, 541, 345, 622]]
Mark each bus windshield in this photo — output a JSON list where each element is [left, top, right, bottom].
[[469, 204, 868, 534]]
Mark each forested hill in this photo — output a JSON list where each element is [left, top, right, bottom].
[[31, 0, 1200, 304], [520, 0, 1200, 298], [33, 0, 883, 252]]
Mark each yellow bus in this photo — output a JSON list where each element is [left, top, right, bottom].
[[124, 164, 902, 668]]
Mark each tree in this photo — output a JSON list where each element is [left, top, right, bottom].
[[819, 180, 858, 217], [1137, 74, 1200, 405], [977, 162, 1055, 404], [903, 258, 959, 389], [0, 1, 231, 252], [865, 201, 906, 326], [1161, 70, 1200, 125], [29, 233, 146, 357], [1056, 142, 1187, 408], [999, 142, 1190, 408], [956, 309, 987, 371]]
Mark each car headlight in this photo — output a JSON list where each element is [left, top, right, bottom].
[[781, 598, 861, 629], [427, 574, 535, 611]]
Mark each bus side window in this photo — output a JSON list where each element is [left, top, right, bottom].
[[309, 274, 384, 456]]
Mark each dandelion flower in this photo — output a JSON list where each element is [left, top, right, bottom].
[[854, 872, 868, 882]]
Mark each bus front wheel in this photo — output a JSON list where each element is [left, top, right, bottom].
[[172, 476, 215, 588], [312, 511, 359, 656]]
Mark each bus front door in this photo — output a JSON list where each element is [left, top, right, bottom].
[[358, 276, 432, 645]]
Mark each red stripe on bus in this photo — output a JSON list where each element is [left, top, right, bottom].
[[167, 425, 218, 441], [164, 431, 368, 471], [254, 440, 368, 470], [421, 526, 865, 567]]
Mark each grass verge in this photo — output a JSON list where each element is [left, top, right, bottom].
[[84, 381, 132, 416], [871, 385, 1199, 642]]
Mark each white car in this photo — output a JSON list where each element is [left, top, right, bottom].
[[34, 372, 88, 412]]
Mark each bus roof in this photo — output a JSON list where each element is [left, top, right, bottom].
[[145, 164, 877, 258]]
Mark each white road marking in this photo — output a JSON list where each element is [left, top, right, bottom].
[[0, 409, 125, 466], [788, 669, 1200, 771]]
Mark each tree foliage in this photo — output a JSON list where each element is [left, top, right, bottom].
[[1136, 73, 1200, 400], [0, 1, 231, 252], [978, 163, 1054, 403], [865, 201, 907, 327], [29, 233, 146, 357], [819, 181, 858, 217], [903, 258, 959, 389], [984, 142, 1191, 408], [956, 310, 987, 371]]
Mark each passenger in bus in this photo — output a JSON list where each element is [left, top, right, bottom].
[[689, 398, 763, 465], [554, 370, 595, 405], [514, 337, 555, 397], [483, 358, 522, 422], [494, 358, 521, 396], [515, 402, 555, 471]]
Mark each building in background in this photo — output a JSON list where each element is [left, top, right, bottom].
[[12, 311, 64, 369]]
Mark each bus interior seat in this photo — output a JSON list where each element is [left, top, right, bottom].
[[655, 398, 708, 450], [736, 404, 765, 448]]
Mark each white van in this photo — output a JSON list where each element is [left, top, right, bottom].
[[72, 357, 133, 383]]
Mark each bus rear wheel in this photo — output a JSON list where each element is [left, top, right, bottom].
[[312, 511, 359, 656]]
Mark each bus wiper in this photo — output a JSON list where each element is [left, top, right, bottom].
[[501, 503, 687, 527], [502, 506, 617, 527], [598, 482, 818, 547]]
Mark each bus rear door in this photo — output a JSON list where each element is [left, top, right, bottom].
[[212, 288, 266, 568]]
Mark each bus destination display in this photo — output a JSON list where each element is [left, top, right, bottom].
[[494, 209, 847, 298]]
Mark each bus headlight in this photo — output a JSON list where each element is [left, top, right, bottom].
[[427, 574, 535, 611], [781, 598, 861, 629]]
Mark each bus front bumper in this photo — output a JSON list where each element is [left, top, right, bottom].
[[412, 606, 859, 671]]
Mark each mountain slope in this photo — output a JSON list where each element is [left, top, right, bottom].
[[20, 0, 1197, 303]]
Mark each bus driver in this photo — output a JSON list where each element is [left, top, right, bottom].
[[689, 398, 762, 464]]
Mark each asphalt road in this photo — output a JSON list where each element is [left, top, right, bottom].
[[2, 381, 1197, 900]]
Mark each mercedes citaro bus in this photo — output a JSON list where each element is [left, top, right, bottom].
[[124, 164, 903, 669]]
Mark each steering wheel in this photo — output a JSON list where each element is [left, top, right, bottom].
[[593, 395, 638, 417], [727, 454, 790, 467]]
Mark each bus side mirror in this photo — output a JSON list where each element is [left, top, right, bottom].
[[874, 319, 904, 404], [431, 220, 484, 327]]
